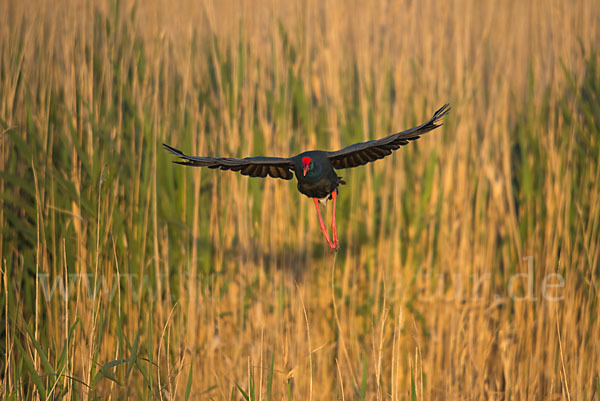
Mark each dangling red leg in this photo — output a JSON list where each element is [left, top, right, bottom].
[[331, 190, 339, 251], [313, 198, 335, 250]]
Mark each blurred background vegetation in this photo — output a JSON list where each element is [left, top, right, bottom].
[[1, 0, 599, 399]]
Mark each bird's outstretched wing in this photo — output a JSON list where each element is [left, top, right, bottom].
[[162, 144, 295, 180], [327, 104, 450, 169]]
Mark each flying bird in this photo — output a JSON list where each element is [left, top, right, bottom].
[[164, 104, 449, 251]]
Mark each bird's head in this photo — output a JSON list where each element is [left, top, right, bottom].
[[302, 156, 312, 176]]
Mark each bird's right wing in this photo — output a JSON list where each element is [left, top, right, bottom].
[[327, 104, 449, 169], [163, 144, 295, 180]]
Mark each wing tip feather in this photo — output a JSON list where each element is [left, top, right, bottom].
[[163, 143, 185, 156], [432, 103, 451, 123]]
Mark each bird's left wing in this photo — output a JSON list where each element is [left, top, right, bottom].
[[327, 104, 449, 169], [163, 144, 295, 180]]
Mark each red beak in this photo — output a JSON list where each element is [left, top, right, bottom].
[[302, 156, 311, 176]]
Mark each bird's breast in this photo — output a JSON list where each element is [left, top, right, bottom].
[[296, 176, 340, 199]]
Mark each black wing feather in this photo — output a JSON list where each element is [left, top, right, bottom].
[[163, 144, 295, 180], [327, 104, 449, 169]]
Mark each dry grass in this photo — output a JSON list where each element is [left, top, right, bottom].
[[1, 0, 599, 399]]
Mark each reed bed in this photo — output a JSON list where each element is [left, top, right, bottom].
[[1, 0, 599, 399]]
